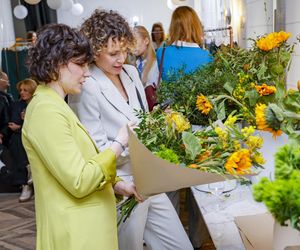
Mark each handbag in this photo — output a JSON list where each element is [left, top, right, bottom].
[[145, 45, 166, 111]]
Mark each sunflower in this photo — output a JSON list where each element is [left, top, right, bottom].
[[224, 149, 252, 175], [276, 31, 291, 43], [256, 31, 291, 51], [196, 94, 212, 115], [256, 37, 277, 51], [255, 103, 283, 137]]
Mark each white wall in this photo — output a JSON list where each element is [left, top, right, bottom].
[[57, 0, 193, 34], [0, 0, 15, 67], [285, 0, 300, 89], [244, 0, 300, 89], [245, 0, 274, 48]]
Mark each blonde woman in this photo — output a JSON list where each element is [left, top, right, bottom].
[[8, 78, 37, 202], [133, 26, 159, 87]]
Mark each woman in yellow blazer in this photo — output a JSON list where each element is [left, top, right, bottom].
[[22, 24, 141, 250]]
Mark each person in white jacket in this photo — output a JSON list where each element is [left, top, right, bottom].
[[69, 9, 193, 250]]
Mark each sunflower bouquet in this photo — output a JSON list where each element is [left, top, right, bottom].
[[117, 108, 265, 225], [139, 109, 264, 174], [203, 31, 300, 137]]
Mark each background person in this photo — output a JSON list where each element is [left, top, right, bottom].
[[0, 71, 13, 147], [151, 22, 165, 51], [156, 6, 212, 82], [8, 78, 37, 202], [23, 23, 141, 250], [69, 9, 193, 250], [133, 25, 159, 88], [0, 71, 12, 178], [26, 31, 37, 45]]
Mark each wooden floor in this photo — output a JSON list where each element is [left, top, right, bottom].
[[0, 193, 36, 250], [0, 192, 215, 250]]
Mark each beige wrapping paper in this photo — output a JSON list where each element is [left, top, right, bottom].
[[234, 213, 274, 250], [128, 129, 226, 198]]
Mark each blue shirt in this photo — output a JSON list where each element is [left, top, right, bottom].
[[157, 43, 213, 81]]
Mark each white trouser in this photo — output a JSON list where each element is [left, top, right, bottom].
[[118, 184, 193, 250]]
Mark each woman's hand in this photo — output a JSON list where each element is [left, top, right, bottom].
[[8, 122, 21, 131], [20, 110, 26, 120], [115, 121, 137, 147], [110, 121, 137, 157], [113, 181, 143, 203]]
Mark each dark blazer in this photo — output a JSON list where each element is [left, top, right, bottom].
[[0, 91, 13, 144]]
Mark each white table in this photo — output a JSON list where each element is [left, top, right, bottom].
[[191, 181, 267, 250]]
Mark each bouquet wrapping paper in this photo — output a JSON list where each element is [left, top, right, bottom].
[[129, 129, 227, 198]]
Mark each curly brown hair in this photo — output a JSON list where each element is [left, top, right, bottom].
[[27, 24, 93, 83], [80, 9, 135, 56]]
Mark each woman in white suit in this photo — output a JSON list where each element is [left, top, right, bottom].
[[69, 9, 193, 250]]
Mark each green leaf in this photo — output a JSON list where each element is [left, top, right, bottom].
[[223, 81, 235, 95], [283, 91, 300, 112], [244, 89, 259, 107], [257, 63, 267, 80], [182, 132, 202, 161], [215, 99, 226, 121]]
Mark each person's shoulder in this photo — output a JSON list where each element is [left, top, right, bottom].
[[82, 66, 100, 93], [123, 64, 140, 78], [187, 47, 211, 56], [123, 64, 136, 72]]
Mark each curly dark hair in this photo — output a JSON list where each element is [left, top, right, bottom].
[[27, 23, 93, 83], [80, 9, 135, 55]]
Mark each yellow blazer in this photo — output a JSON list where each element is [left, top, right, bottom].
[[22, 85, 118, 250]]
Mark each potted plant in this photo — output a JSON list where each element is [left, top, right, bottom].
[[252, 142, 300, 249]]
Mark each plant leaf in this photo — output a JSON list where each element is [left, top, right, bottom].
[[182, 131, 202, 161]]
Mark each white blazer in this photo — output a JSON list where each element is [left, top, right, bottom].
[[69, 64, 148, 177], [70, 65, 193, 250]]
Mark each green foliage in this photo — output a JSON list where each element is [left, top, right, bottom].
[[253, 142, 300, 231], [157, 61, 235, 126], [135, 109, 186, 162], [154, 145, 180, 164], [211, 35, 299, 129], [134, 109, 264, 175], [275, 143, 300, 179]]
